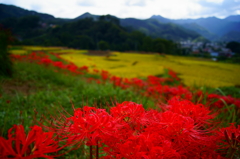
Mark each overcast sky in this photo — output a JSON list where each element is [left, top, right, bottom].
[[0, 0, 240, 19]]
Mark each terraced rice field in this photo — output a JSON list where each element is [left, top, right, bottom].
[[59, 51, 240, 88], [10, 46, 240, 88]]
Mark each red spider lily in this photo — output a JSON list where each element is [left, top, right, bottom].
[[166, 97, 214, 126], [43, 101, 231, 158], [11, 51, 91, 76], [47, 106, 121, 159], [110, 76, 121, 85], [196, 93, 240, 110], [55, 106, 118, 146], [106, 101, 222, 158], [39, 58, 53, 65], [110, 101, 146, 129], [66, 63, 78, 73], [101, 70, 110, 81], [79, 65, 88, 71], [0, 125, 67, 159], [53, 61, 65, 69], [217, 123, 240, 158], [110, 76, 128, 89], [129, 77, 146, 88], [147, 75, 166, 86], [103, 133, 180, 159], [146, 85, 192, 101], [143, 110, 220, 157]]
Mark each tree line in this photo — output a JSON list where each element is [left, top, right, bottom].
[[1, 15, 181, 54]]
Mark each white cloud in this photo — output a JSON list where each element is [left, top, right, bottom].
[[77, 0, 95, 7], [205, 0, 224, 3], [125, 0, 146, 7], [0, 0, 239, 19], [141, 0, 203, 19]]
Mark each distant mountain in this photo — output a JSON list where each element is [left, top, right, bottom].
[[150, 15, 240, 42], [0, 4, 181, 54], [73, 12, 99, 21], [70, 11, 204, 41], [0, 3, 54, 20], [180, 23, 218, 41], [220, 31, 240, 42], [150, 15, 171, 23], [0, 3, 70, 24], [224, 15, 240, 22], [120, 18, 201, 41], [1, 3, 239, 42]]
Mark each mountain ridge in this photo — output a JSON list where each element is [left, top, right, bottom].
[[1, 3, 240, 42], [150, 15, 240, 41]]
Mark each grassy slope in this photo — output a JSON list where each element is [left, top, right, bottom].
[[0, 61, 154, 137], [1, 46, 240, 158]]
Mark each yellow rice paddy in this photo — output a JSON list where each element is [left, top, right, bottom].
[[60, 51, 240, 88], [10, 46, 240, 88]]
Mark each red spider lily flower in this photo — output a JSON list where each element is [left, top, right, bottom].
[[110, 76, 122, 86], [207, 93, 240, 110], [166, 97, 214, 126], [164, 85, 192, 100], [79, 65, 88, 71], [66, 64, 78, 73], [147, 75, 166, 86], [110, 101, 146, 127], [144, 110, 219, 157], [234, 99, 240, 109], [110, 76, 128, 89], [11, 54, 22, 60], [40, 58, 53, 65], [103, 130, 181, 159], [130, 78, 146, 88], [109, 102, 147, 139], [146, 85, 192, 101], [0, 125, 67, 159], [53, 61, 65, 69], [58, 106, 118, 146], [167, 69, 180, 81], [101, 70, 110, 81], [217, 123, 240, 158]]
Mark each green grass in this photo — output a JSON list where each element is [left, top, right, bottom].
[[0, 61, 154, 137]]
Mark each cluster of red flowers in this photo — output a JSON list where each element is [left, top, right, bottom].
[[1, 99, 239, 158], [196, 90, 240, 109], [100, 70, 240, 111], [0, 125, 67, 158], [99, 71, 193, 103], [5, 51, 239, 158], [11, 51, 240, 110], [11, 52, 88, 75]]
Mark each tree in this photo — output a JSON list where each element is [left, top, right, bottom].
[[142, 37, 153, 52], [98, 15, 120, 26], [153, 39, 166, 53], [70, 35, 94, 49], [226, 41, 240, 54], [0, 26, 13, 77], [17, 16, 40, 30], [98, 40, 109, 50]]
